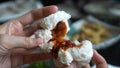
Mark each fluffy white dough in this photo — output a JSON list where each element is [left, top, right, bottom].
[[58, 49, 73, 65], [35, 11, 71, 52], [35, 29, 53, 52], [38, 11, 71, 32], [55, 40, 93, 67], [35, 29, 52, 42]]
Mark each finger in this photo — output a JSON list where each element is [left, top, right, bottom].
[[81, 64, 90, 68], [62, 62, 77, 68], [11, 46, 39, 55], [92, 50, 108, 68], [23, 21, 42, 36], [16, 5, 58, 26], [0, 34, 43, 50], [69, 62, 77, 68], [22, 53, 52, 64]]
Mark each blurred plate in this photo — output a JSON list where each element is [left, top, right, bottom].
[[0, 1, 43, 22], [84, 1, 110, 15], [67, 16, 120, 50], [84, 2, 120, 27], [84, 1, 120, 16]]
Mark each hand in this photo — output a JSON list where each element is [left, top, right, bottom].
[[63, 50, 108, 68], [0, 6, 58, 68]]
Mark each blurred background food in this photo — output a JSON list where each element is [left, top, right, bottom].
[[84, 1, 120, 27], [0, 0, 120, 68], [72, 22, 109, 44]]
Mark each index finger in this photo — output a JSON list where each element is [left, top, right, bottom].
[[92, 50, 108, 68], [16, 5, 58, 26]]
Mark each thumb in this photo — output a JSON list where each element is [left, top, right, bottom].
[[92, 50, 108, 68], [0, 34, 43, 50]]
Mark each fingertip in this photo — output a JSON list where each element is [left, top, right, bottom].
[[81, 64, 90, 68], [23, 38, 43, 49], [36, 38, 44, 44], [92, 50, 108, 68], [43, 5, 58, 16], [48, 5, 58, 11], [93, 50, 104, 61], [93, 50, 98, 56], [31, 5, 58, 20], [92, 50, 100, 62]]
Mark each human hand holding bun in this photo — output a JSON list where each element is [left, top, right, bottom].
[[0, 6, 58, 68], [0, 5, 107, 68]]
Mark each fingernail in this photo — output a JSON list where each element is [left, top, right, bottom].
[[36, 38, 44, 44]]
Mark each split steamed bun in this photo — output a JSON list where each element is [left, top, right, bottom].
[[35, 11, 93, 67]]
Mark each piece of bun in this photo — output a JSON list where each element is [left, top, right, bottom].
[[54, 40, 93, 68], [38, 11, 70, 31], [35, 11, 93, 67]]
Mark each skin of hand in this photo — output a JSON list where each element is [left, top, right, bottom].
[[0, 6, 58, 68], [63, 50, 108, 68]]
